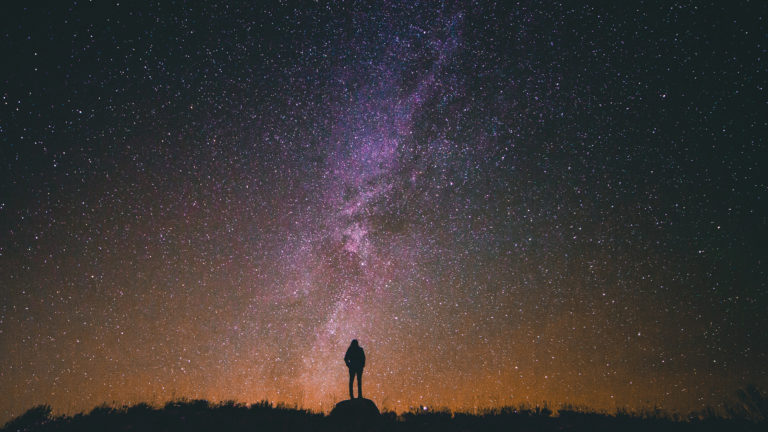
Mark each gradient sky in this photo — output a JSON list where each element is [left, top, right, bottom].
[[1, 0, 766, 424]]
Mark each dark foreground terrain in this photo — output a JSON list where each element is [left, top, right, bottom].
[[2, 399, 765, 432]]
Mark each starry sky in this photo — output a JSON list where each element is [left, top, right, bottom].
[[1, 0, 766, 423]]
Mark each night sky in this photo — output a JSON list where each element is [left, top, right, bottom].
[[1, 0, 766, 423]]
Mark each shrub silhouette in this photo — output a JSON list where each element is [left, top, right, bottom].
[[726, 385, 768, 422], [2, 405, 52, 431], [2, 398, 767, 432]]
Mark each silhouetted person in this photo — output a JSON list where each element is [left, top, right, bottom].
[[344, 339, 365, 399]]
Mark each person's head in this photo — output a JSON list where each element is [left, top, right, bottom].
[[351, 339, 359, 347]]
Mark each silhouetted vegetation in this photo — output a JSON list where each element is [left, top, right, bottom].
[[3, 396, 766, 432], [725, 385, 768, 423]]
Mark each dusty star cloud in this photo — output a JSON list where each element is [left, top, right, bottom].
[[1, 0, 766, 423]]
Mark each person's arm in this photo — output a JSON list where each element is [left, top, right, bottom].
[[361, 349, 366, 368], [344, 349, 351, 367]]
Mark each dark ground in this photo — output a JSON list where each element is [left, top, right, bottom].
[[2, 399, 766, 432]]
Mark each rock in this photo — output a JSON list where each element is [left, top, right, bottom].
[[329, 398, 381, 431]]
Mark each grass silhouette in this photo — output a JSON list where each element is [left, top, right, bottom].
[[3, 396, 767, 432]]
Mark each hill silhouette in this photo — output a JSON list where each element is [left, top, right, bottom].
[[2, 398, 766, 432], [330, 397, 380, 431]]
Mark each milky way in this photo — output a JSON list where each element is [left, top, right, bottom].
[[1, 1, 766, 422]]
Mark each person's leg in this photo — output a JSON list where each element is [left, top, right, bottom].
[[357, 369, 363, 399], [349, 369, 354, 399]]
